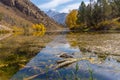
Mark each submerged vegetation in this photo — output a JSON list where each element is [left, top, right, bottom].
[[0, 32, 57, 79], [67, 32, 120, 62]]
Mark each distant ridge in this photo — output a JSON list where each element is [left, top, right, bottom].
[[46, 10, 67, 25]]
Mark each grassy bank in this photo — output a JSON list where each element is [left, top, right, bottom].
[[67, 32, 120, 62]]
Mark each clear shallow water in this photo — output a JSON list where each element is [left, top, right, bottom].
[[0, 33, 57, 80], [10, 33, 120, 80]]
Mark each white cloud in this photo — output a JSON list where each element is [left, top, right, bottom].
[[51, 8, 56, 11], [60, 1, 89, 13], [38, 0, 72, 9], [59, 3, 80, 13]]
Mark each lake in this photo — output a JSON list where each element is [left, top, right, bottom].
[[0, 32, 120, 80]]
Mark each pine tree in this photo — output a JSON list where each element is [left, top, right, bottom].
[[114, 0, 120, 16], [77, 1, 86, 24]]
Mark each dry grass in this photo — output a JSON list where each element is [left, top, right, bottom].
[[67, 32, 120, 61], [0, 3, 33, 30]]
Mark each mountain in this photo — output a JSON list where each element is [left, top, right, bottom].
[[46, 10, 59, 18], [0, 0, 62, 31], [46, 10, 67, 25], [53, 13, 67, 25]]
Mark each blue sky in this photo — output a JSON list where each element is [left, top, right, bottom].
[[31, 0, 89, 13]]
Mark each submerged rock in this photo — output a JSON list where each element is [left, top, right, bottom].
[[59, 52, 73, 58]]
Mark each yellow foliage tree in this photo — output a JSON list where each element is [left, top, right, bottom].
[[32, 23, 46, 31], [13, 26, 24, 32], [32, 23, 46, 36], [65, 9, 78, 29]]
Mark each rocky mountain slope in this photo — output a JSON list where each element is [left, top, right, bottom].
[[53, 13, 67, 25], [46, 10, 59, 17], [46, 10, 67, 25], [0, 0, 62, 31]]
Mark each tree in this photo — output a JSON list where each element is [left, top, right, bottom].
[[65, 9, 78, 29], [32, 23, 46, 32], [77, 1, 86, 24], [32, 23, 46, 36], [86, 4, 94, 27], [110, 0, 118, 18], [68, 0, 120, 31], [114, 0, 120, 16], [92, 3, 101, 25], [96, 0, 112, 20], [89, 0, 94, 15]]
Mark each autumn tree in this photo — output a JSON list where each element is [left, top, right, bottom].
[[65, 9, 78, 29], [32, 23, 46, 32], [32, 23, 46, 36]]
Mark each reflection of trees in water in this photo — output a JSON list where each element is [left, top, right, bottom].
[[0, 40, 38, 79], [32, 31, 45, 37], [0, 32, 57, 79]]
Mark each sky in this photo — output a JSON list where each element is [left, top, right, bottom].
[[31, 0, 89, 13]]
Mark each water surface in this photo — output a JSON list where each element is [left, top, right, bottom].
[[11, 32, 120, 80], [1, 32, 120, 80]]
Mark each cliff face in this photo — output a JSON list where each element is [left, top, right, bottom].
[[0, 0, 61, 30]]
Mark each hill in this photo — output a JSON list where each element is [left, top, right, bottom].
[[0, 0, 62, 31]]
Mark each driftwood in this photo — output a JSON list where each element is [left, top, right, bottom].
[[54, 57, 95, 69], [24, 57, 96, 80], [55, 58, 77, 69]]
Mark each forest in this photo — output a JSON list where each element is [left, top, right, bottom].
[[66, 0, 120, 31]]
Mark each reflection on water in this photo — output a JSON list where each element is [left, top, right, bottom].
[[11, 32, 120, 80], [0, 33, 57, 80], [68, 32, 120, 61]]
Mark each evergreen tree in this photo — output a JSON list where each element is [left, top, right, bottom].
[[110, 0, 118, 18], [114, 0, 120, 16], [86, 4, 94, 27], [77, 1, 86, 24], [92, 3, 102, 25]]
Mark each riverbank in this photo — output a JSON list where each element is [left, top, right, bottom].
[[67, 32, 120, 62]]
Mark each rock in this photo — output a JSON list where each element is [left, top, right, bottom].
[[59, 52, 73, 58], [0, 0, 15, 6]]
